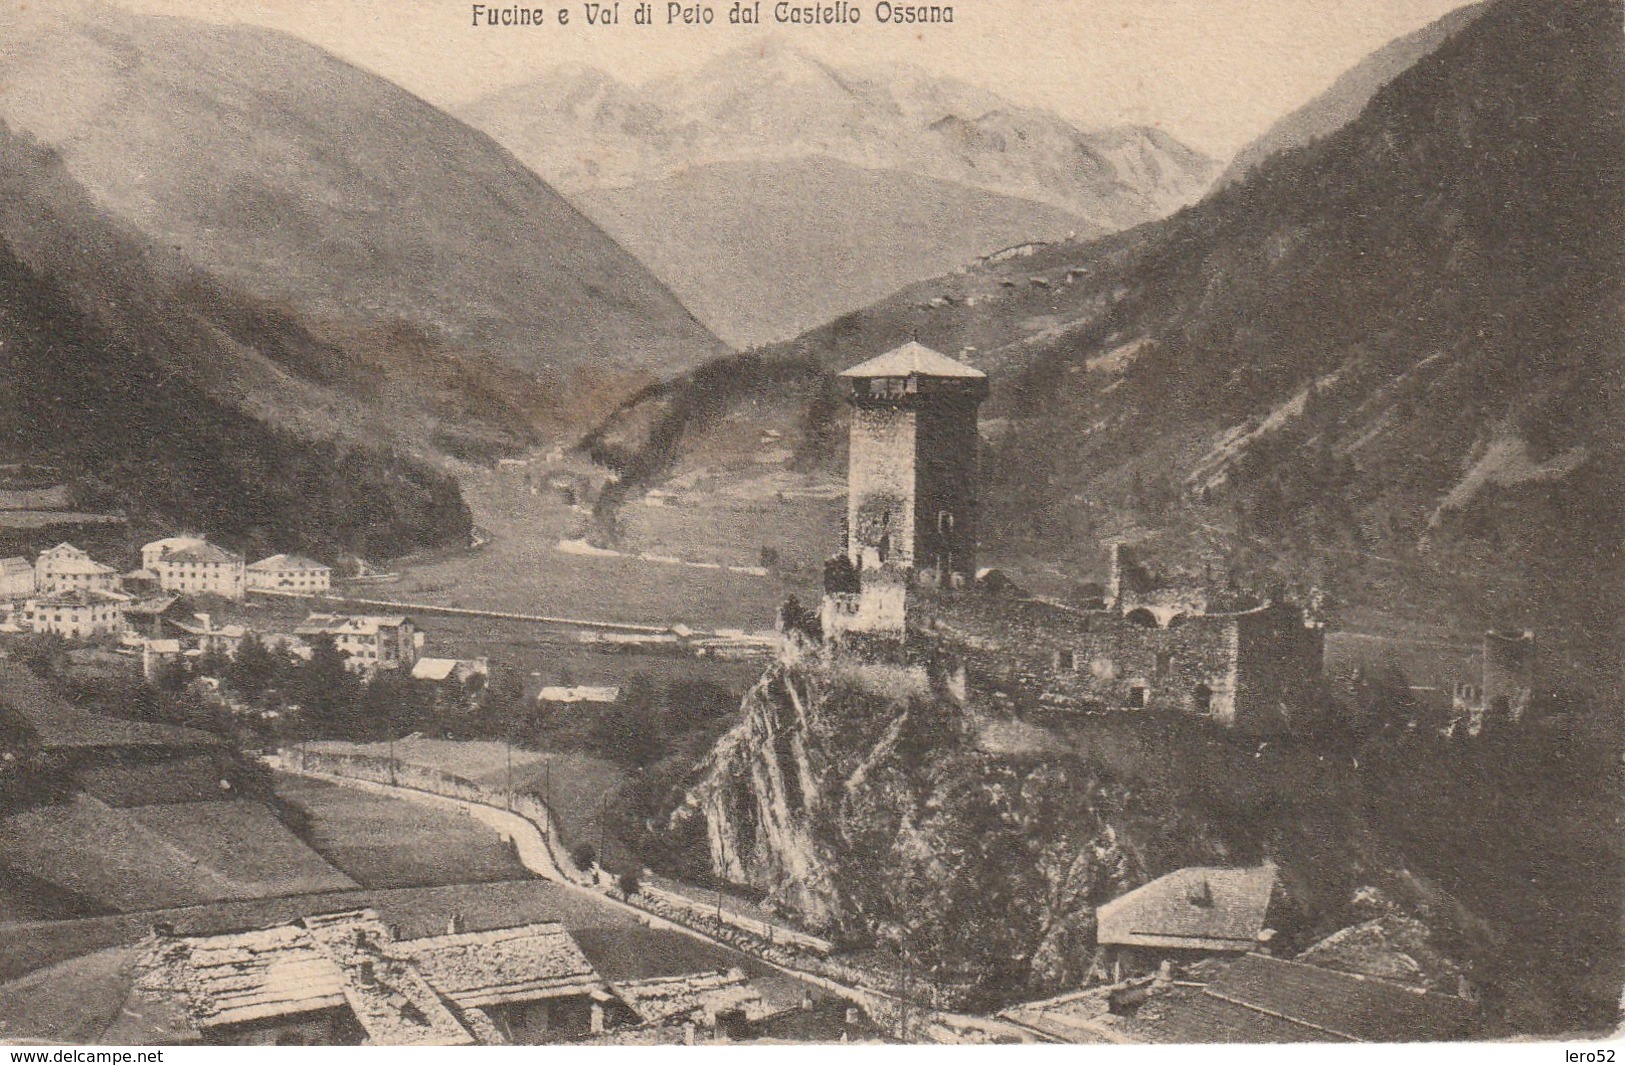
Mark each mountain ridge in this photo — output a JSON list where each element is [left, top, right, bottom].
[[1218, 2, 1491, 186], [458, 41, 1218, 346], [0, 0, 728, 444], [583, 0, 1624, 678]]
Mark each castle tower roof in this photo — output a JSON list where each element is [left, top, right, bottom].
[[839, 341, 985, 380]]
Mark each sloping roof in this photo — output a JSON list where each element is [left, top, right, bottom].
[[39, 555, 117, 576], [162, 543, 243, 565], [172, 617, 249, 638], [397, 922, 604, 1009], [248, 553, 330, 572], [297, 613, 409, 636], [124, 595, 181, 617], [410, 658, 484, 682], [138, 924, 349, 1030], [1129, 982, 1349, 1044], [300, 910, 475, 1046], [838, 341, 986, 380], [609, 970, 761, 1026], [32, 588, 124, 607], [412, 658, 459, 681], [1202, 954, 1477, 1043], [143, 536, 205, 554], [1, 556, 31, 574], [1096, 865, 1276, 951], [537, 686, 619, 704]]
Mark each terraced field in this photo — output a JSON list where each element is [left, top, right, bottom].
[[273, 774, 533, 888], [0, 796, 356, 912]]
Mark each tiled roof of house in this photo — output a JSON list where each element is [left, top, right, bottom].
[[537, 686, 619, 704], [410, 658, 484, 682], [1129, 982, 1349, 1044], [609, 970, 763, 1026], [300, 910, 475, 1046], [396, 922, 604, 1010], [32, 588, 125, 607], [143, 536, 205, 555], [839, 341, 986, 379], [124, 595, 181, 617], [411, 658, 458, 681], [248, 553, 330, 572], [162, 543, 243, 565], [40, 555, 117, 576], [297, 613, 409, 636], [1, 556, 31, 574], [137, 924, 349, 1030], [125, 910, 486, 1045], [1202, 953, 1477, 1042], [1096, 865, 1276, 951]]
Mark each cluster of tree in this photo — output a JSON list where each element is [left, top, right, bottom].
[[138, 634, 496, 746]]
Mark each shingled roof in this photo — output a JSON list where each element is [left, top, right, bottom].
[[1096, 865, 1277, 952], [1204, 954, 1478, 1042], [396, 922, 605, 1010], [839, 341, 985, 379], [130, 910, 477, 1046], [248, 554, 330, 572], [609, 970, 763, 1026], [138, 924, 349, 1031]]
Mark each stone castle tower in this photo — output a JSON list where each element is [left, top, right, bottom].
[[822, 342, 987, 639]]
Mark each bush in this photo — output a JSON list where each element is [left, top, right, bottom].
[[618, 869, 642, 897], [571, 843, 597, 872]]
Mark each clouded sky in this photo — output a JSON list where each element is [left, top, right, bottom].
[[110, 0, 1475, 158]]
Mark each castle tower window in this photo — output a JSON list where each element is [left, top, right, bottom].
[[1193, 683, 1213, 713], [1128, 686, 1147, 709], [1155, 651, 1174, 678], [938, 511, 955, 534]]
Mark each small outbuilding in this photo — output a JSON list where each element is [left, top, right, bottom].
[[1096, 864, 1278, 979]]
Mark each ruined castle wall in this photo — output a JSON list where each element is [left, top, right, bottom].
[[915, 594, 1257, 724], [848, 408, 916, 571]]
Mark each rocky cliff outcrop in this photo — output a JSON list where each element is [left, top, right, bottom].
[[680, 639, 1241, 1000]]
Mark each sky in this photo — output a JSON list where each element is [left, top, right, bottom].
[[108, 0, 1476, 159]]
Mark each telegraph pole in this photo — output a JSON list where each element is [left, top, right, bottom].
[[599, 790, 609, 879]]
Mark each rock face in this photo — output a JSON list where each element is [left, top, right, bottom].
[[682, 640, 1240, 1000]]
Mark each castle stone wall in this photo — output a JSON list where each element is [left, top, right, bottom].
[[915, 593, 1318, 733]]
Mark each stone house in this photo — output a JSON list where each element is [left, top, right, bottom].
[[25, 589, 126, 639], [151, 541, 246, 600], [35, 542, 119, 595], [295, 613, 422, 673], [247, 553, 333, 595], [1095, 865, 1278, 980]]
